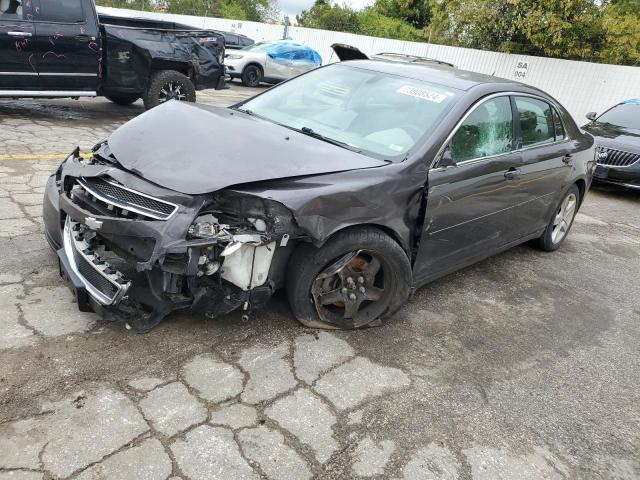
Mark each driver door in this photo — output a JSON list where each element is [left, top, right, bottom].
[[413, 95, 524, 282], [0, 0, 37, 90]]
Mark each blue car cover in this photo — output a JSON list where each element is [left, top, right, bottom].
[[255, 42, 322, 66]]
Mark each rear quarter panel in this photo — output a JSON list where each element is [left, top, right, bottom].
[[100, 24, 224, 94]]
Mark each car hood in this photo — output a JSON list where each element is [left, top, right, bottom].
[[106, 101, 386, 195], [583, 122, 640, 151]]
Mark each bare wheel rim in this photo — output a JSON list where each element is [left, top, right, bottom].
[[246, 68, 258, 85], [310, 250, 391, 328], [159, 81, 186, 103], [551, 192, 577, 244]]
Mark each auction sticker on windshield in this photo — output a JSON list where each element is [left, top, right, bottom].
[[397, 85, 449, 103]]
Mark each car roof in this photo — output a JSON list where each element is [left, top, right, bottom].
[[372, 53, 456, 68], [341, 59, 522, 92]]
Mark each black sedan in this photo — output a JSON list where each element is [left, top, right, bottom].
[[43, 61, 595, 331], [583, 99, 640, 190]]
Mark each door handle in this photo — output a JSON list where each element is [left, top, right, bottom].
[[74, 34, 92, 40], [562, 154, 573, 164], [8, 31, 32, 37], [504, 167, 522, 180]]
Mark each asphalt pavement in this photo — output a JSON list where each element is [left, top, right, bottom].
[[0, 83, 639, 480]]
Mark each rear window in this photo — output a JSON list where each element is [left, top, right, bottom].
[[596, 104, 640, 130], [37, 0, 84, 22], [515, 97, 555, 147]]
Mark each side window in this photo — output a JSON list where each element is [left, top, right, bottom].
[[552, 107, 565, 140], [37, 0, 84, 23], [515, 97, 555, 147], [0, 0, 24, 20], [450, 96, 513, 163]]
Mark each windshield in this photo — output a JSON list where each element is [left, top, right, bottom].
[[596, 104, 640, 130], [237, 64, 461, 160]]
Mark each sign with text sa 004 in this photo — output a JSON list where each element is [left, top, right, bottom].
[[513, 61, 528, 80]]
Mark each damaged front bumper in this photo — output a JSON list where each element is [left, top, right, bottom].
[[44, 149, 297, 330]]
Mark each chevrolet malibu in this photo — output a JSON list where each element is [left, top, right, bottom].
[[43, 60, 595, 331]]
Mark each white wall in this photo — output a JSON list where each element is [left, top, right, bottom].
[[98, 6, 640, 123]]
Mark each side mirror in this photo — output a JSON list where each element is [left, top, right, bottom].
[[438, 147, 457, 168], [585, 112, 597, 121]]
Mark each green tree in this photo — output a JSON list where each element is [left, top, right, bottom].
[[163, 0, 213, 16], [103, 0, 279, 21], [358, 8, 420, 39], [219, 0, 248, 19], [296, 0, 420, 39], [516, 0, 605, 61], [297, 0, 360, 32], [431, 0, 613, 61], [96, 0, 152, 10], [600, 1, 640, 65], [373, 0, 432, 29]]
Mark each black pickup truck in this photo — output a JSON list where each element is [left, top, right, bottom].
[[0, 0, 226, 108]]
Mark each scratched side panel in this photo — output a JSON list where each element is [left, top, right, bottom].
[[100, 24, 224, 95]]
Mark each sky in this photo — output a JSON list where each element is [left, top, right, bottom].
[[279, 0, 373, 19]]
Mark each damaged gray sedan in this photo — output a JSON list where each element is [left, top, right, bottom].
[[43, 60, 595, 331]]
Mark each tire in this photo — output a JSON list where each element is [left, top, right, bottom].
[[241, 64, 263, 87], [536, 184, 580, 251], [105, 94, 139, 106], [143, 70, 196, 110], [286, 227, 412, 329]]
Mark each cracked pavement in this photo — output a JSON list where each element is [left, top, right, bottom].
[[1, 86, 640, 479]]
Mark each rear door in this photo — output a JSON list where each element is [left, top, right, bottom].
[[0, 0, 37, 90], [414, 95, 524, 281], [264, 50, 291, 80], [289, 48, 317, 77], [31, 0, 99, 91], [509, 96, 573, 237]]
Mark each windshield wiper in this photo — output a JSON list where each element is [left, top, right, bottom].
[[298, 126, 362, 153], [234, 106, 254, 115], [231, 110, 362, 153]]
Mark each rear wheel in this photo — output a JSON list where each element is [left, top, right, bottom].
[[286, 228, 411, 329], [241, 64, 263, 87], [536, 185, 580, 251], [143, 70, 196, 110], [106, 94, 139, 106]]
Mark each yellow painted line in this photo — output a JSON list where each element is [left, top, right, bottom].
[[0, 152, 92, 160]]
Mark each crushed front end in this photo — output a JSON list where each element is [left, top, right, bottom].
[[43, 146, 297, 331]]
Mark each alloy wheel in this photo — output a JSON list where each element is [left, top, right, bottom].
[[551, 192, 577, 244], [158, 82, 186, 103]]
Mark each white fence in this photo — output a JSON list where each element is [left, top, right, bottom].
[[98, 6, 640, 123]]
